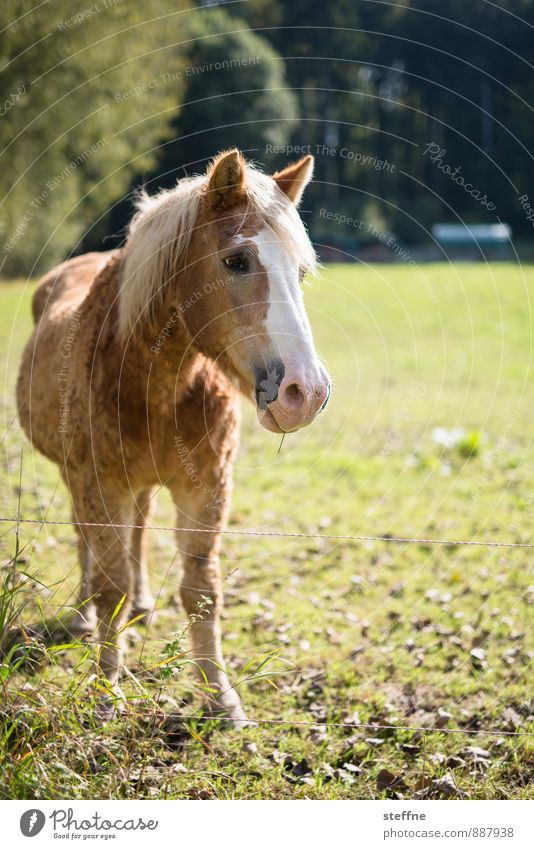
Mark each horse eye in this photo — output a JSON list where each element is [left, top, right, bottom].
[[223, 253, 248, 272]]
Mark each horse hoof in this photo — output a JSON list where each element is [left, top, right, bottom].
[[205, 698, 256, 730], [94, 700, 117, 723], [130, 599, 157, 625], [94, 696, 125, 723], [228, 711, 257, 730], [69, 610, 97, 636], [94, 685, 127, 723]]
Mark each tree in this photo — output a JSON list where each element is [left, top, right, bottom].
[[239, 0, 534, 244], [148, 7, 299, 189], [0, 1, 191, 276]]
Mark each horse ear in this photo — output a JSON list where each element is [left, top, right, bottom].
[[206, 149, 247, 209], [273, 155, 314, 206]]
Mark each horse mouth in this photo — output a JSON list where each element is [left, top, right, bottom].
[[257, 406, 307, 434], [256, 379, 331, 434], [257, 406, 285, 433]]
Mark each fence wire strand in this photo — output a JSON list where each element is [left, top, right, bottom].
[[141, 712, 532, 737], [1, 514, 534, 549]]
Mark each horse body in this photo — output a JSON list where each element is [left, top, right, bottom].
[[17, 150, 330, 723], [21, 248, 231, 477]]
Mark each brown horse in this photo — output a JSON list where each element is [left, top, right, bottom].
[[17, 149, 331, 723]]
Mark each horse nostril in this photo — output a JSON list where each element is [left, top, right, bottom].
[[280, 382, 305, 411], [286, 383, 303, 404]]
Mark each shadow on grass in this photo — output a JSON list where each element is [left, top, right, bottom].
[[1, 616, 87, 673]]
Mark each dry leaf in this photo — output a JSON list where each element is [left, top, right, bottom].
[[432, 772, 459, 798], [376, 768, 407, 793]]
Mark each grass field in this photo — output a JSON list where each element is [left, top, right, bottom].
[[1, 262, 533, 800]]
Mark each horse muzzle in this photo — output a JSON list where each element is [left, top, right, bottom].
[[255, 360, 331, 433]]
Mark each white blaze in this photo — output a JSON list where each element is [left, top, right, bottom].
[[250, 229, 318, 371]]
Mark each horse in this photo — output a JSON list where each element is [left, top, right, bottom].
[[17, 149, 331, 724]]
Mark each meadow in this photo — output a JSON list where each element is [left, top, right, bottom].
[[0, 262, 533, 800]]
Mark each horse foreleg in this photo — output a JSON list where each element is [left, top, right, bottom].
[[130, 488, 156, 620], [87, 523, 133, 712], [70, 485, 134, 707], [172, 483, 249, 727]]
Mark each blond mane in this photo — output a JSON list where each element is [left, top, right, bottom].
[[118, 164, 317, 339]]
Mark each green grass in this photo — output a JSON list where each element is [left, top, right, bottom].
[[1, 263, 533, 799]]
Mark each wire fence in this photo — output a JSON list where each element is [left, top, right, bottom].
[[1, 514, 534, 548], [1, 511, 533, 740], [143, 713, 532, 738]]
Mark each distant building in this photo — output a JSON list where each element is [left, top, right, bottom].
[[431, 223, 512, 260]]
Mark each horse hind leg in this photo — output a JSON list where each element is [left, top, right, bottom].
[[130, 488, 156, 622]]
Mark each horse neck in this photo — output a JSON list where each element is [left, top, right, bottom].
[[121, 312, 201, 408], [107, 257, 204, 411]]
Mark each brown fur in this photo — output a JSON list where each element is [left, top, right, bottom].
[[17, 150, 319, 723]]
